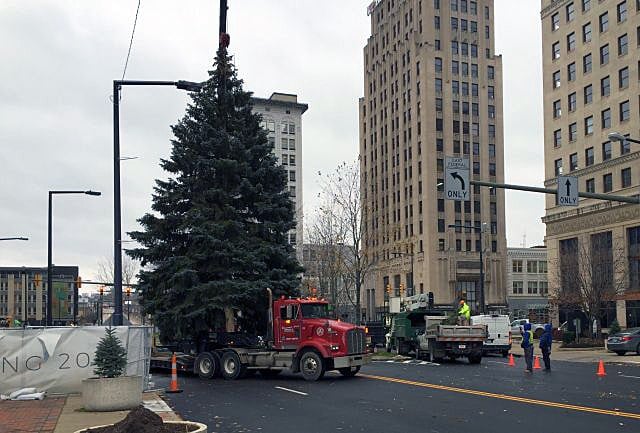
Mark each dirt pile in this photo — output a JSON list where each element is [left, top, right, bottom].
[[85, 406, 197, 433]]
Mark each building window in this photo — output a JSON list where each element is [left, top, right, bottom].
[[512, 260, 523, 273], [603, 173, 614, 192], [436, 138, 444, 151], [586, 177, 595, 192], [620, 100, 630, 121], [566, 2, 575, 21], [569, 122, 578, 141], [618, 33, 629, 55], [435, 57, 443, 72], [452, 60, 459, 75], [527, 281, 538, 294], [527, 260, 538, 273], [584, 115, 594, 135], [603, 141, 612, 160], [473, 161, 480, 175], [289, 186, 296, 197], [583, 0, 591, 11], [436, 98, 443, 111], [552, 41, 560, 59], [568, 92, 577, 111], [551, 12, 560, 30], [554, 129, 562, 147], [622, 167, 632, 188], [435, 78, 442, 92], [617, 1, 628, 22], [568, 62, 576, 81], [621, 139, 631, 155], [452, 41, 459, 54], [289, 155, 295, 166], [583, 53, 592, 73], [600, 44, 609, 65], [451, 17, 458, 32], [584, 84, 593, 104], [619, 67, 629, 88], [570, 153, 578, 171], [553, 100, 562, 118], [489, 162, 496, 176], [599, 12, 609, 33], [601, 76, 610, 97], [289, 170, 296, 182], [567, 32, 576, 51], [513, 281, 523, 294], [585, 147, 594, 166], [583, 22, 592, 42], [601, 108, 611, 129], [555, 158, 563, 175], [553, 70, 561, 88]]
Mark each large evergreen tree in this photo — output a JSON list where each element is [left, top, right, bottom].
[[128, 47, 301, 343]]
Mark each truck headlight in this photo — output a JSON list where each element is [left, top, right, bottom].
[[330, 345, 340, 351]]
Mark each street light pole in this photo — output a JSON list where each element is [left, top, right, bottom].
[[47, 190, 101, 326], [112, 79, 202, 326], [449, 223, 486, 314]]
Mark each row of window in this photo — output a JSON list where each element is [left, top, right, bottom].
[[582, 168, 633, 193], [551, 1, 635, 32], [434, 79, 495, 99], [437, 60, 495, 80], [280, 154, 296, 166], [552, 99, 631, 144], [436, 139, 496, 158], [512, 281, 549, 295], [552, 31, 631, 66], [512, 260, 548, 273], [437, 198, 499, 215], [443, 0, 483, 16], [436, 234, 499, 252], [555, 140, 632, 173], [259, 121, 296, 135], [552, 65, 631, 111], [435, 118, 496, 139]]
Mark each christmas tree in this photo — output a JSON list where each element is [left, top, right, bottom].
[[128, 46, 301, 343], [93, 327, 127, 378]]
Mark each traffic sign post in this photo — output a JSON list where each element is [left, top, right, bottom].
[[557, 175, 578, 206], [445, 157, 470, 201]]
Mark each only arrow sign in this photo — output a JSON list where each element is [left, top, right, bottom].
[[565, 179, 572, 196], [451, 171, 465, 190]]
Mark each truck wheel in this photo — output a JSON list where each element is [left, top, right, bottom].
[[299, 350, 325, 381], [338, 366, 361, 377], [468, 354, 482, 364], [194, 351, 220, 379], [220, 351, 246, 380]]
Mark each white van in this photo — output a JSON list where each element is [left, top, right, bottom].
[[471, 314, 512, 357]]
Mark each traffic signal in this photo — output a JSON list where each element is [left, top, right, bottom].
[[385, 284, 391, 294], [99, 286, 104, 296], [126, 286, 132, 297], [428, 291, 434, 309], [75, 276, 82, 288], [399, 283, 405, 295]]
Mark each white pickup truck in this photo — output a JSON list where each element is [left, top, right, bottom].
[[510, 318, 545, 338]]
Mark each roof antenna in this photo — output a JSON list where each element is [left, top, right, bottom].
[[521, 232, 527, 248], [219, 0, 230, 48]]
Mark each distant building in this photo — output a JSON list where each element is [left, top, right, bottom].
[[251, 93, 308, 262], [506, 247, 549, 323], [0, 266, 79, 325]]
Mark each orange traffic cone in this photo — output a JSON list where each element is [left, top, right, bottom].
[[508, 354, 515, 367], [166, 353, 183, 393], [596, 360, 606, 377], [533, 355, 541, 370]]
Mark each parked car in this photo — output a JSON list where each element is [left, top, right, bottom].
[[607, 328, 640, 356], [472, 314, 511, 357], [510, 319, 546, 338]]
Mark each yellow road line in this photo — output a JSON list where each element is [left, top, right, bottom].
[[360, 373, 640, 420]]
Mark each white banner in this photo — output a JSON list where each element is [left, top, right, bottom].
[[0, 326, 152, 395]]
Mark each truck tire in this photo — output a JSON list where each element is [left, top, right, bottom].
[[220, 351, 246, 380], [338, 366, 361, 377], [468, 354, 482, 364], [299, 350, 325, 381], [194, 351, 220, 379]]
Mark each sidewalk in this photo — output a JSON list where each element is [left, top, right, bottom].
[[0, 391, 181, 433], [510, 340, 640, 364]]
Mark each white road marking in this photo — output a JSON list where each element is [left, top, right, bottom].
[[403, 360, 412, 364], [419, 361, 428, 365], [619, 375, 640, 379], [275, 386, 308, 396], [487, 361, 508, 365], [386, 360, 394, 363]]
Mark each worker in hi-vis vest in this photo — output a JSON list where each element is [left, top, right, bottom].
[[457, 299, 470, 326]]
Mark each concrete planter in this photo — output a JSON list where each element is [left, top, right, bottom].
[[73, 421, 207, 433], [81, 376, 143, 412]]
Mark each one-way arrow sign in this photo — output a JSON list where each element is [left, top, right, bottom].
[[445, 157, 470, 201], [557, 175, 578, 206]]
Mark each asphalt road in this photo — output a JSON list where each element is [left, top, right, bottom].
[[156, 356, 640, 433]]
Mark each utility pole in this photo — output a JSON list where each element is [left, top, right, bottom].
[[219, 0, 230, 48]]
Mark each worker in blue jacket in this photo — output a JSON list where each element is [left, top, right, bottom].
[[521, 323, 534, 373], [539, 323, 553, 371]]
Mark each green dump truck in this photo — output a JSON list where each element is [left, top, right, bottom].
[[385, 309, 443, 355]]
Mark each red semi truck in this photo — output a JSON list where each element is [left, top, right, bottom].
[[190, 288, 372, 381]]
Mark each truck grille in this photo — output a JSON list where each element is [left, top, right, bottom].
[[346, 329, 366, 355]]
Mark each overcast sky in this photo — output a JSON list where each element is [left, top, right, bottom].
[[0, 1, 545, 292]]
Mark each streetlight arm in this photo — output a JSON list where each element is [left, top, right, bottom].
[[0, 237, 28, 241], [608, 132, 640, 144]]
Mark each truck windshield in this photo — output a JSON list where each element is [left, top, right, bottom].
[[301, 303, 329, 319]]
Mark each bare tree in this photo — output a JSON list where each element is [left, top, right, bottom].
[[551, 232, 628, 337], [95, 255, 140, 288], [310, 161, 375, 324]]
